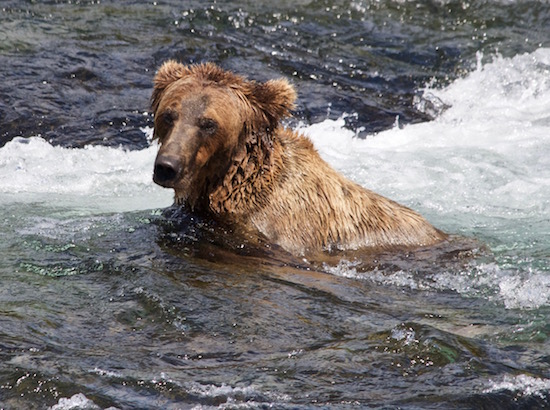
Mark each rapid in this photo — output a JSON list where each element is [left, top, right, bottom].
[[1, 1, 549, 409]]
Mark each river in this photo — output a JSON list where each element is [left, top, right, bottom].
[[1, 1, 549, 409]]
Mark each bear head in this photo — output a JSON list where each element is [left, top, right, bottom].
[[151, 61, 296, 211]]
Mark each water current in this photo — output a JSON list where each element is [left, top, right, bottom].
[[1, 1, 550, 409]]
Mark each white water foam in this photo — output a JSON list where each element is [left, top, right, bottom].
[[326, 259, 550, 310], [316, 49, 550, 309], [0, 135, 173, 212], [49, 393, 119, 410], [484, 374, 550, 400], [48, 378, 288, 409], [188, 382, 291, 409], [304, 49, 550, 232]]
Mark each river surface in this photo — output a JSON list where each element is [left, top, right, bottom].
[[1, 1, 550, 409]]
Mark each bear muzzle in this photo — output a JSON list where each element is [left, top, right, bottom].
[[153, 154, 183, 188]]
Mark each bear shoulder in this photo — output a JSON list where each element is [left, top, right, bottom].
[[250, 128, 445, 254]]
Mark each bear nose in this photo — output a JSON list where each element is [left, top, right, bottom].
[[153, 155, 182, 187]]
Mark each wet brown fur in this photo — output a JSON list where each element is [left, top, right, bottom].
[[151, 61, 446, 255]]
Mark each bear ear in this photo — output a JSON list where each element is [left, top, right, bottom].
[[151, 60, 191, 113], [248, 78, 297, 129]]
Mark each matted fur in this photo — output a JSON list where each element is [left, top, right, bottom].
[[151, 61, 446, 255]]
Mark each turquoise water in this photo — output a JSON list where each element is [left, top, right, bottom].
[[1, 1, 550, 409]]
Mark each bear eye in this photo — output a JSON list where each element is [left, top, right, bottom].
[[160, 111, 176, 127], [198, 118, 218, 135]]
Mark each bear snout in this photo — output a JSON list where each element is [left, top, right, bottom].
[[153, 154, 182, 187]]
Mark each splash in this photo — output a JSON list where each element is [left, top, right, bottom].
[[0, 136, 172, 212], [484, 375, 550, 400], [49, 393, 104, 410], [315, 49, 550, 309], [304, 49, 550, 230]]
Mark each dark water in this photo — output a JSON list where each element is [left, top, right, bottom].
[[2, 0, 548, 149], [2, 204, 545, 410], [1, 1, 550, 409]]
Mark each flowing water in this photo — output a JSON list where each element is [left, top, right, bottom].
[[1, 1, 550, 409]]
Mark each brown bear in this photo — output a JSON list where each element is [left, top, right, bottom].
[[151, 61, 446, 255]]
